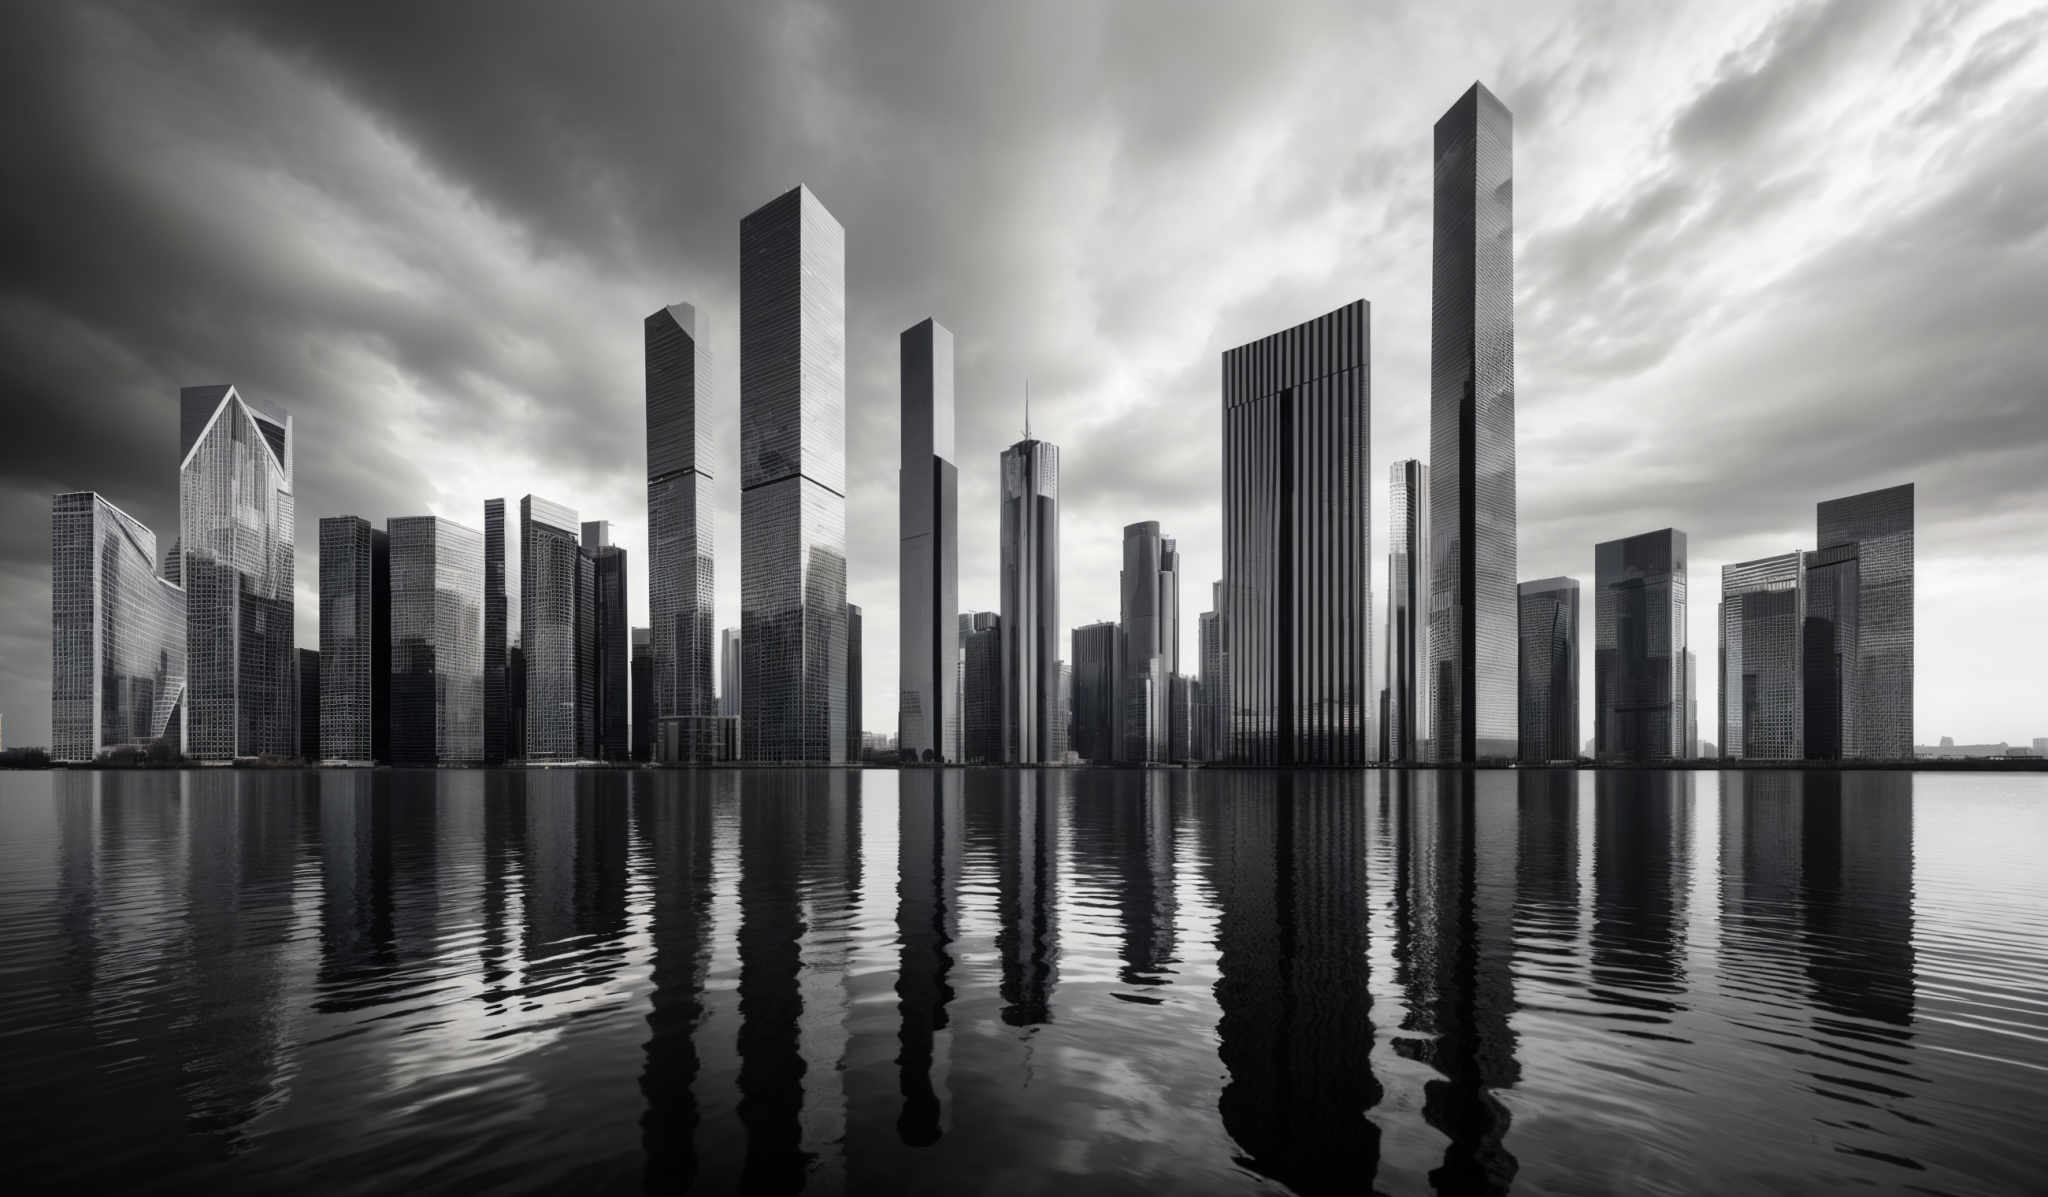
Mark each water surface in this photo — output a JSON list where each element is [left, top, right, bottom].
[[2, 768, 2043, 1194]]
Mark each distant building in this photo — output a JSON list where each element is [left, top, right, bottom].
[[1054, 660, 1071, 761], [180, 384, 295, 760], [1594, 528, 1688, 763], [1196, 583, 1226, 761], [719, 627, 741, 718], [388, 515, 484, 764], [522, 495, 585, 761], [1516, 576, 1579, 762], [646, 302, 718, 761], [50, 492, 186, 761], [508, 644, 525, 760], [1719, 552, 1804, 760], [1001, 433, 1060, 762], [1071, 621, 1119, 764], [1167, 674, 1194, 762], [1428, 84, 1518, 763], [298, 648, 319, 761], [962, 612, 1002, 763], [1816, 484, 1914, 759], [583, 522, 629, 760], [740, 185, 848, 762], [631, 627, 652, 762], [1386, 460, 1430, 762], [319, 516, 388, 764], [846, 601, 863, 762], [1222, 302, 1374, 764], [1685, 648, 1699, 760], [1120, 522, 1179, 762], [899, 318, 959, 763], [484, 498, 509, 763]]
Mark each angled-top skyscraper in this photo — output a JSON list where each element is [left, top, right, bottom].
[[1222, 301, 1373, 764], [179, 384, 295, 760], [898, 318, 959, 762], [740, 185, 847, 761], [1000, 420, 1060, 763], [1427, 82, 1517, 762], [646, 303, 717, 760], [50, 492, 186, 762]]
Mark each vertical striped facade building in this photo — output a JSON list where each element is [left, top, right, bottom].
[[739, 184, 847, 762], [318, 515, 388, 763], [646, 303, 717, 759], [1001, 436, 1060, 763], [1816, 484, 1913, 759], [483, 498, 509, 762], [1719, 551, 1804, 760], [1221, 300, 1373, 765], [522, 494, 584, 760], [1385, 459, 1429, 761], [1428, 82, 1518, 763], [388, 515, 484, 764]]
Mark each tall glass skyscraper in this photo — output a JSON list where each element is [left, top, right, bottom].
[[1001, 434, 1060, 763], [1516, 576, 1579, 763], [962, 612, 1002, 763], [1817, 484, 1913, 759], [1118, 521, 1179, 763], [1719, 552, 1804, 760], [522, 494, 584, 760], [740, 184, 847, 762], [1802, 543, 1859, 760], [1221, 300, 1373, 764], [389, 515, 484, 764], [582, 521, 629, 760], [1386, 459, 1430, 761], [50, 492, 186, 762], [630, 626, 652, 762], [1428, 83, 1517, 763], [318, 515, 388, 763], [1070, 621, 1119, 764], [179, 383, 295, 760], [645, 303, 716, 760], [483, 498, 509, 763], [1594, 528, 1687, 763], [899, 318, 959, 762]]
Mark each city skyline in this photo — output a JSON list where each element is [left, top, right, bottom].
[[4, 3, 2047, 748]]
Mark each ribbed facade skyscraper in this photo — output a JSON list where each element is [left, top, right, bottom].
[[1000, 433, 1060, 763], [962, 612, 1002, 763], [318, 515, 387, 763], [522, 494, 583, 760], [179, 384, 295, 760], [50, 492, 186, 762], [1719, 552, 1804, 760], [739, 184, 847, 762], [1516, 576, 1578, 762], [899, 318, 959, 762], [1071, 621, 1119, 765], [646, 303, 716, 760], [1386, 459, 1430, 761], [582, 521, 629, 760], [484, 498, 508, 762], [1595, 528, 1688, 763], [1221, 301, 1373, 764], [1118, 521, 1179, 763], [388, 515, 484, 764], [1816, 484, 1913, 759], [1427, 82, 1517, 763]]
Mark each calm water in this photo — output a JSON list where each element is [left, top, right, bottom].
[[2, 769, 2044, 1195]]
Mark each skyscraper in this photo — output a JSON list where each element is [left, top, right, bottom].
[[1118, 521, 1179, 763], [962, 612, 1002, 763], [50, 492, 185, 762], [483, 497, 509, 763], [631, 626, 652, 762], [1517, 576, 1579, 763], [1386, 459, 1430, 761], [740, 184, 847, 762], [1000, 431, 1060, 763], [1594, 528, 1688, 763], [297, 648, 319, 761], [389, 515, 484, 764], [1802, 543, 1858, 760], [1222, 301, 1373, 765], [1817, 484, 1914, 759], [719, 627, 741, 719], [1071, 621, 1119, 764], [1427, 82, 1517, 763], [846, 601, 863, 762], [899, 318, 959, 763], [318, 516, 387, 764], [522, 494, 583, 761], [646, 303, 717, 760], [1720, 552, 1804, 761], [1197, 588, 1224, 762], [179, 384, 295, 760], [583, 521, 629, 760]]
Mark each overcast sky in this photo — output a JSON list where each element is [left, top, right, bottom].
[[3, 0, 2045, 750]]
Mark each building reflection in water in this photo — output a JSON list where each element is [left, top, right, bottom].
[[1590, 771, 1692, 1027], [1389, 770, 1520, 1194], [1210, 771, 1383, 1192], [635, 770, 720, 1190], [893, 769, 961, 1146], [995, 770, 1059, 1027]]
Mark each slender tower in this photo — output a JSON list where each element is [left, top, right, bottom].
[[1385, 460, 1429, 761], [740, 185, 847, 761], [1427, 82, 1517, 762], [483, 498, 508, 762], [646, 303, 717, 760], [898, 318, 959, 762], [1000, 392, 1060, 763]]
